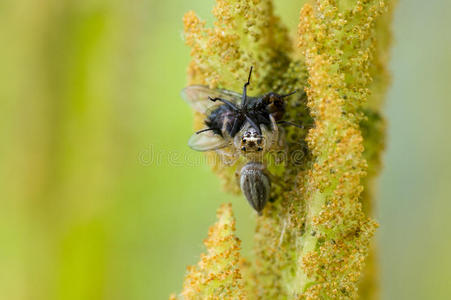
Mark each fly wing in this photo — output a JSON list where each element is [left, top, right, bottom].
[[188, 130, 229, 152], [181, 85, 243, 114]]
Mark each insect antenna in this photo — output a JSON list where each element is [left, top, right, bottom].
[[241, 66, 253, 107]]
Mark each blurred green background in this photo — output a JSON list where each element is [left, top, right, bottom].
[[0, 0, 450, 299]]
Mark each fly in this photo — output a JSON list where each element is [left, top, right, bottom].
[[181, 67, 301, 214]]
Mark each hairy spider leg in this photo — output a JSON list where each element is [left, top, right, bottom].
[[241, 66, 253, 107], [217, 116, 240, 166], [277, 120, 304, 129], [269, 114, 279, 148], [221, 116, 232, 140], [229, 115, 243, 137]]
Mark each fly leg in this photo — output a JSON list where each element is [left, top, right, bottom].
[[208, 97, 239, 111], [241, 66, 253, 107]]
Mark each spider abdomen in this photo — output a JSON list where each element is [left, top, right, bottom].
[[240, 162, 271, 214]]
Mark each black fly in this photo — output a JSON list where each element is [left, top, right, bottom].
[[182, 67, 300, 214]]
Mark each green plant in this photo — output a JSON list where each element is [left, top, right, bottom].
[[173, 0, 394, 298]]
